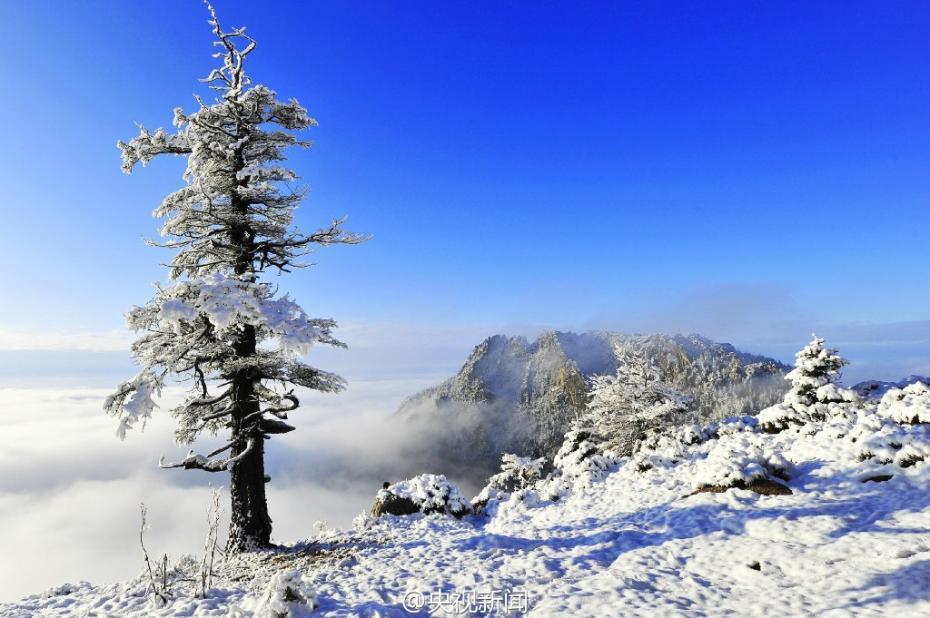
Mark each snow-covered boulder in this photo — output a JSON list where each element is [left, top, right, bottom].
[[693, 437, 793, 495], [878, 382, 930, 424], [371, 474, 471, 518]]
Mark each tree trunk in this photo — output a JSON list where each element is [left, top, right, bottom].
[[226, 323, 273, 552], [227, 431, 272, 552]]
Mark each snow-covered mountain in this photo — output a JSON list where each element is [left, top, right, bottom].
[[396, 331, 788, 475]]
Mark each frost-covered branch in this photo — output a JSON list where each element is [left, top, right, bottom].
[[202, 1, 255, 100], [118, 126, 191, 174], [159, 438, 257, 472]]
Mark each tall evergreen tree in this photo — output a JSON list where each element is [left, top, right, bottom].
[[104, 5, 365, 551]]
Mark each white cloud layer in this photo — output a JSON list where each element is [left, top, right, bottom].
[[0, 328, 134, 353], [0, 375, 454, 603]]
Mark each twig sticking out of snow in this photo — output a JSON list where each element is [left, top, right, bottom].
[[139, 504, 169, 607], [199, 487, 223, 598]]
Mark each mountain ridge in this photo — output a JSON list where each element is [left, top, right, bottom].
[[397, 330, 790, 474]]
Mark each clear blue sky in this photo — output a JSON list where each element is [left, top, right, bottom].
[[1, 1, 929, 352]]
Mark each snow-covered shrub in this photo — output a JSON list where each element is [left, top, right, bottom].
[[785, 336, 848, 405], [352, 510, 376, 531], [552, 429, 615, 484], [534, 429, 616, 501], [693, 436, 793, 491], [473, 453, 546, 510], [713, 415, 760, 436], [757, 402, 801, 433], [237, 570, 317, 617], [878, 382, 930, 424], [372, 474, 471, 518], [854, 418, 930, 469], [758, 335, 858, 432], [488, 454, 546, 492], [630, 423, 714, 472], [629, 436, 687, 472]]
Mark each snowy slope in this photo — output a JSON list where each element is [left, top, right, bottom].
[[6, 384, 930, 617]]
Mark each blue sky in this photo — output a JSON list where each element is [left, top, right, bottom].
[[1, 1, 929, 377]]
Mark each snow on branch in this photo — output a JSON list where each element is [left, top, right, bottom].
[[117, 126, 191, 174], [159, 438, 256, 472], [105, 371, 162, 439], [202, 1, 256, 100], [154, 273, 342, 356]]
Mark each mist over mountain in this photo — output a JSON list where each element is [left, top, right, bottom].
[[396, 331, 789, 478]]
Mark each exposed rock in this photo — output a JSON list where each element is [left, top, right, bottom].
[[862, 474, 894, 483], [370, 493, 420, 517], [693, 478, 793, 496], [370, 474, 472, 519]]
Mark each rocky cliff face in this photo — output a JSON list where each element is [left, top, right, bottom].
[[397, 331, 789, 477]]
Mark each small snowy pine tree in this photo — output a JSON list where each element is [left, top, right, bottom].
[[758, 334, 857, 431], [105, 5, 365, 551], [783, 334, 848, 408]]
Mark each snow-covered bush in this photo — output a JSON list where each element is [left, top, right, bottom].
[[551, 429, 615, 486], [713, 415, 760, 436], [488, 454, 546, 492], [853, 414, 930, 469], [630, 423, 710, 472], [236, 570, 316, 617], [693, 436, 793, 492], [758, 335, 858, 432], [878, 382, 930, 424], [473, 453, 546, 510], [372, 474, 471, 518], [784, 337, 847, 405], [629, 416, 764, 474]]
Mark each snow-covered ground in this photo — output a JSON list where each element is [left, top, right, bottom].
[[5, 380, 930, 617]]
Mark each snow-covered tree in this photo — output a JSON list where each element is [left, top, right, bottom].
[[104, 6, 365, 551], [783, 334, 848, 408], [758, 335, 858, 431], [579, 346, 692, 455]]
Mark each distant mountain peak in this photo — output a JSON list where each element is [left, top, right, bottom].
[[398, 331, 789, 476]]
